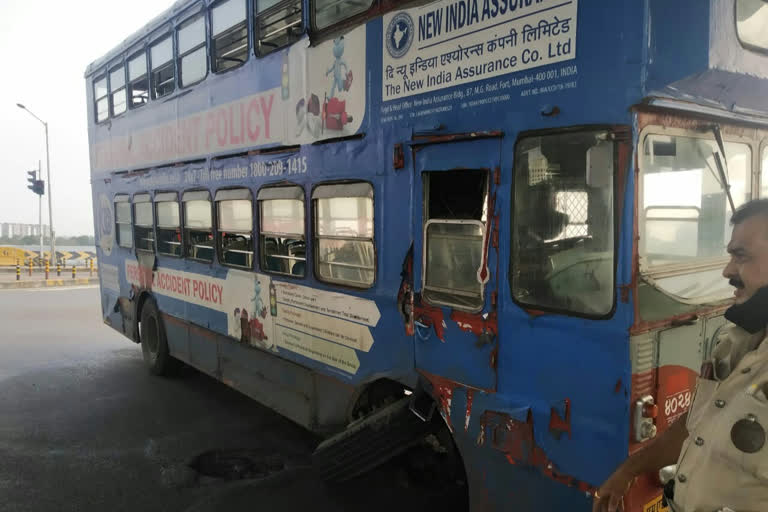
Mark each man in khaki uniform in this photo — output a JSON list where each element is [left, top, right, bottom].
[[593, 199, 768, 512]]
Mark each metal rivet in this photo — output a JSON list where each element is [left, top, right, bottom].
[[742, 367, 751, 374], [715, 399, 726, 408], [677, 474, 687, 483], [695, 437, 704, 446]]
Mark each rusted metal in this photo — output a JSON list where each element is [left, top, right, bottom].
[[630, 304, 728, 335], [478, 409, 596, 494], [411, 130, 503, 149], [413, 298, 446, 341], [393, 143, 404, 170], [548, 399, 572, 440]]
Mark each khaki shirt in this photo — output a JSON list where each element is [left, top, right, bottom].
[[672, 324, 768, 512]]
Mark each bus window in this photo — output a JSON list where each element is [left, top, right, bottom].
[[512, 130, 615, 317], [127, 51, 149, 108], [183, 190, 215, 263], [761, 145, 768, 197], [254, 0, 303, 56], [313, 182, 374, 287], [110, 64, 127, 117], [216, 188, 254, 268], [314, 0, 374, 31], [258, 186, 305, 276], [422, 170, 487, 311], [115, 195, 132, 248], [133, 194, 155, 252], [211, 0, 249, 73], [155, 192, 182, 257], [736, 0, 768, 52], [177, 15, 207, 87], [150, 36, 175, 99], [94, 76, 108, 123]]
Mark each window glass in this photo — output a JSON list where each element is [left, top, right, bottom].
[[761, 145, 768, 197], [180, 47, 207, 86], [179, 16, 205, 54], [110, 66, 125, 91], [112, 89, 127, 116], [256, 0, 282, 12], [96, 98, 109, 123], [260, 198, 305, 276], [134, 201, 154, 252], [736, 0, 768, 51], [212, 0, 246, 35], [94, 77, 108, 99], [314, 0, 374, 30], [151, 37, 173, 67], [641, 135, 750, 266], [217, 197, 253, 268], [315, 187, 374, 287], [512, 131, 615, 316], [184, 199, 214, 263], [422, 170, 487, 310], [156, 201, 181, 256], [128, 53, 147, 80], [212, 0, 249, 72], [115, 201, 132, 248]]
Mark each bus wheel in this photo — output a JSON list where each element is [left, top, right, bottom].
[[140, 298, 179, 376]]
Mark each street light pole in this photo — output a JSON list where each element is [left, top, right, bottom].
[[38, 160, 43, 261], [17, 103, 55, 264]]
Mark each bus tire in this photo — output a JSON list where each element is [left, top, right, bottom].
[[140, 298, 179, 376]]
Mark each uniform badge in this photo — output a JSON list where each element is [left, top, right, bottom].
[[730, 416, 766, 453]]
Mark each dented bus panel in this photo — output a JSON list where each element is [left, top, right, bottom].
[[86, 0, 768, 510]]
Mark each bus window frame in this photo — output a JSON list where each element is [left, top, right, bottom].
[[149, 33, 176, 100], [257, 184, 306, 278], [310, 0, 377, 34], [311, 180, 376, 289], [215, 187, 255, 270], [734, 0, 768, 55], [210, 0, 251, 74], [760, 138, 768, 197], [109, 61, 127, 118], [253, 0, 304, 57], [93, 74, 109, 124], [127, 49, 150, 110], [133, 192, 156, 254], [155, 191, 183, 258], [509, 125, 621, 320], [637, 124, 756, 276], [183, 189, 216, 264], [114, 194, 133, 249], [176, 11, 209, 88]]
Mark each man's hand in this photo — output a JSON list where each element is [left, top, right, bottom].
[[592, 465, 635, 512]]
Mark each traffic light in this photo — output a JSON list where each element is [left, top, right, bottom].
[[26, 170, 44, 195]]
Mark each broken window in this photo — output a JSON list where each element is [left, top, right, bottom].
[[512, 130, 615, 316], [133, 194, 155, 252], [127, 51, 149, 108], [155, 193, 182, 257], [422, 170, 487, 311], [258, 186, 305, 277], [216, 189, 254, 268], [183, 190, 214, 263], [212, 0, 249, 73], [313, 182, 375, 287]]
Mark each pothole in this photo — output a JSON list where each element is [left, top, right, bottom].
[[189, 450, 285, 481]]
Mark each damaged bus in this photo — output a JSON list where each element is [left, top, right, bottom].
[[86, 0, 768, 509]]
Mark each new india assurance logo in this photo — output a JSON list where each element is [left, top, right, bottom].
[[386, 12, 414, 59]]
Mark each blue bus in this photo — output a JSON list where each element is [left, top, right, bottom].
[[86, 0, 768, 509]]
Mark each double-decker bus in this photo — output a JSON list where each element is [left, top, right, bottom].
[[85, 0, 768, 509]]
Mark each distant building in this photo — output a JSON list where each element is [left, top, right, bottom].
[[0, 222, 50, 239]]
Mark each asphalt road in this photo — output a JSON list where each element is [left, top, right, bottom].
[[0, 286, 464, 512]]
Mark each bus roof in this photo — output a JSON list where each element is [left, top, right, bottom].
[[83, 0, 196, 78]]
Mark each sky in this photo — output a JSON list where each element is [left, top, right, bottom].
[[0, 0, 176, 236]]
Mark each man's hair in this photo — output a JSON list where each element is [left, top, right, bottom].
[[731, 199, 768, 225]]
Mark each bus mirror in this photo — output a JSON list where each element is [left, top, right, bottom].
[[586, 140, 613, 188]]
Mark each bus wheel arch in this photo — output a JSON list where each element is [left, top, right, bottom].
[[137, 294, 179, 376]]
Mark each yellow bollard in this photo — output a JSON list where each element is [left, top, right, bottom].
[[89, 258, 94, 277], [72, 266, 76, 279], [45, 258, 49, 280], [57, 262, 61, 277], [16, 263, 20, 281]]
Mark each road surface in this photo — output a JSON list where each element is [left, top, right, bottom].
[[0, 286, 465, 512]]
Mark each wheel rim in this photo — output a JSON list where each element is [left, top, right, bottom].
[[144, 316, 159, 355]]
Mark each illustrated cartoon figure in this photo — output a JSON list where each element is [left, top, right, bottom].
[[326, 37, 348, 98]]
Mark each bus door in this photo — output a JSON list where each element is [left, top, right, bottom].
[[411, 136, 502, 391]]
